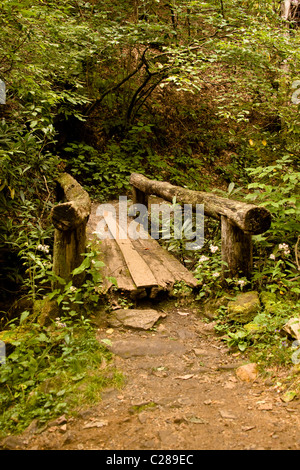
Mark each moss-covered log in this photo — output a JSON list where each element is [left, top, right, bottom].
[[51, 173, 91, 289]]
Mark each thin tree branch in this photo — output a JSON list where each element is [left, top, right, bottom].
[[295, 235, 300, 271], [85, 47, 149, 115]]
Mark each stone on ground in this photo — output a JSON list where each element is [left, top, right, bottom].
[[227, 291, 260, 323], [107, 308, 166, 330], [235, 363, 258, 382]]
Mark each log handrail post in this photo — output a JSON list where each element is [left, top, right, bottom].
[[129, 173, 271, 280], [51, 173, 91, 290]]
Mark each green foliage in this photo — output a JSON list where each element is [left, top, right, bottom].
[[48, 246, 107, 317], [63, 141, 138, 200], [245, 156, 300, 296], [0, 315, 121, 436], [0, 238, 122, 437], [214, 298, 300, 366], [0, 1, 299, 413]]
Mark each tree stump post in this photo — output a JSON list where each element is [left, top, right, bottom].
[[221, 216, 253, 280], [132, 186, 149, 209], [51, 173, 91, 290]]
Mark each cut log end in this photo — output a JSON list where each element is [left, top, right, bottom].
[[244, 207, 272, 235]]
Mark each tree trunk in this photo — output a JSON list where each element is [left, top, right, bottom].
[[221, 216, 253, 280], [282, 0, 292, 20]]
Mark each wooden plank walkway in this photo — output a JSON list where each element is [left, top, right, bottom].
[[86, 202, 198, 299]]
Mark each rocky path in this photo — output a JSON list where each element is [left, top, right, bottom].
[[6, 301, 300, 451]]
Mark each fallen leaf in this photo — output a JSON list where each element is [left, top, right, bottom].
[[281, 391, 297, 403]]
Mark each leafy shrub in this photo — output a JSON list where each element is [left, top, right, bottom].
[[0, 315, 120, 436], [245, 156, 300, 296]]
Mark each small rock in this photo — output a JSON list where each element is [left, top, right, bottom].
[[175, 374, 194, 380], [236, 363, 258, 382], [158, 430, 180, 447], [107, 309, 166, 330], [204, 399, 212, 405], [177, 311, 189, 316], [142, 439, 158, 449], [48, 426, 58, 433], [0, 436, 25, 450], [242, 425, 256, 432], [186, 415, 208, 424], [219, 410, 237, 420], [62, 432, 75, 445], [193, 348, 206, 356], [48, 414, 67, 427], [177, 397, 193, 406], [59, 424, 67, 433], [283, 318, 300, 341], [257, 401, 273, 411], [227, 291, 260, 323], [200, 321, 217, 333], [224, 381, 236, 389], [138, 412, 148, 424], [83, 419, 108, 429]]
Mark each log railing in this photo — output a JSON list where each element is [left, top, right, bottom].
[[51, 173, 91, 289], [130, 173, 271, 280]]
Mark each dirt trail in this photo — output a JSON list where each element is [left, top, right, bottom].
[[5, 301, 300, 451]]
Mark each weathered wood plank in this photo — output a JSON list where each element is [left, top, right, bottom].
[[103, 211, 157, 289], [128, 218, 195, 290], [87, 207, 198, 297], [132, 239, 176, 290], [134, 236, 198, 288], [99, 238, 138, 294]]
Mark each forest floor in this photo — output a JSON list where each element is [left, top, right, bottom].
[[3, 298, 300, 451]]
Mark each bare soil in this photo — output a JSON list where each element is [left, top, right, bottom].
[[4, 300, 300, 451]]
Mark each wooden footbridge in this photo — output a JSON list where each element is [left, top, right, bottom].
[[51, 173, 271, 299], [86, 200, 198, 299]]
